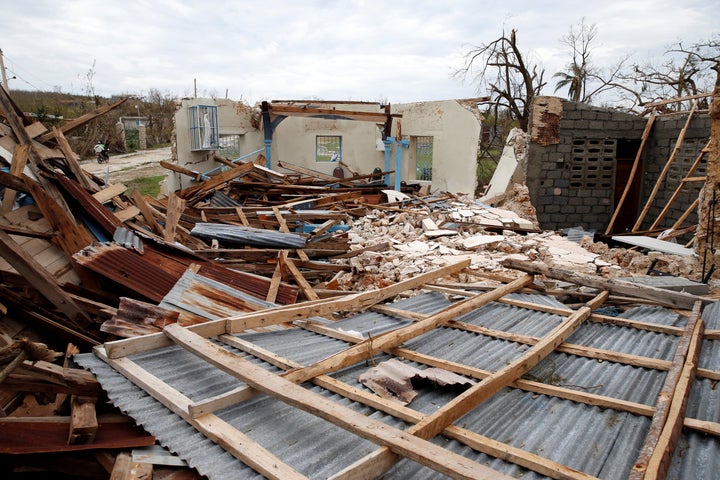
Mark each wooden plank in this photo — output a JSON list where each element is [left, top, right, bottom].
[[605, 109, 656, 235], [94, 347, 308, 480], [163, 323, 512, 480], [164, 192, 186, 243], [234, 206, 250, 226], [331, 291, 608, 480], [0, 228, 92, 327], [629, 301, 703, 480], [0, 144, 29, 214], [130, 189, 164, 236], [502, 258, 709, 309], [176, 160, 254, 203], [25, 176, 94, 257], [283, 274, 534, 386], [280, 251, 319, 300], [93, 183, 128, 204], [68, 395, 98, 444], [110, 451, 153, 480], [265, 256, 283, 304], [0, 415, 155, 453], [114, 205, 141, 223], [103, 259, 472, 358], [52, 126, 98, 192], [38, 97, 128, 143], [633, 102, 697, 231]]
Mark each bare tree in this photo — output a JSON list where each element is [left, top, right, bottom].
[[455, 29, 546, 131], [618, 36, 719, 112], [554, 18, 597, 102]]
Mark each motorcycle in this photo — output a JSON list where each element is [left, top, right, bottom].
[[94, 143, 110, 164]]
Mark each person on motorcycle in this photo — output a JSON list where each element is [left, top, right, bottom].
[[93, 140, 109, 164]]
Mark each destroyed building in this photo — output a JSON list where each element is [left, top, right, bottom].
[[166, 97, 486, 196], [1, 81, 720, 480], [523, 96, 711, 236]]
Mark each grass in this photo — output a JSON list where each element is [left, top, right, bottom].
[[123, 175, 165, 198]]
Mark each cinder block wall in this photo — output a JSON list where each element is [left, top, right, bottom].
[[526, 97, 710, 234]]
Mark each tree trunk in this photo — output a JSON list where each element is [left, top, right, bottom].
[[696, 70, 720, 279]]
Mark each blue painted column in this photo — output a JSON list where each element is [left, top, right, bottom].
[[394, 139, 408, 191], [264, 139, 272, 169], [383, 137, 393, 186]]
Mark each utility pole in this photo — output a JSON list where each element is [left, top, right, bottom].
[[0, 49, 9, 91]]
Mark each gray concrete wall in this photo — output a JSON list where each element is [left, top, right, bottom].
[[525, 96, 710, 234]]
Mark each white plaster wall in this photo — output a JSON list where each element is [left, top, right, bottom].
[[393, 100, 481, 196], [168, 98, 262, 192], [270, 105, 386, 178], [169, 99, 481, 196]]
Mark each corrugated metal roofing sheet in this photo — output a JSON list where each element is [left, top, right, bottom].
[[77, 289, 720, 479]]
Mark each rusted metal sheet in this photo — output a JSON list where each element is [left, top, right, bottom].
[[73, 243, 177, 303], [100, 297, 180, 338]]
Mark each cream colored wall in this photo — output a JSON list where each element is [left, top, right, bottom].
[[169, 98, 481, 197], [393, 100, 481, 196], [269, 107, 385, 178]]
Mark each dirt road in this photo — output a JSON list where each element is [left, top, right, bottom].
[[80, 146, 172, 184]]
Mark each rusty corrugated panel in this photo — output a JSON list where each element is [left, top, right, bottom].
[[160, 270, 273, 321], [100, 297, 179, 338], [73, 243, 177, 302]]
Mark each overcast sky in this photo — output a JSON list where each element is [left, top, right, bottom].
[[1, 0, 716, 105]]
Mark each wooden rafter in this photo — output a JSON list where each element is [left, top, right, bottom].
[[633, 102, 698, 232]]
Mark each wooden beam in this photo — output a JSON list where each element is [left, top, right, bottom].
[[164, 192, 185, 243], [0, 144, 29, 214], [605, 109, 656, 235], [163, 323, 512, 480], [502, 258, 709, 309], [94, 347, 308, 480], [280, 251, 319, 300], [0, 228, 92, 327], [633, 102, 697, 231], [269, 104, 393, 123], [649, 141, 709, 230], [629, 301, 704, 480], [221, 335, 598, 480], [278, 161, 355, 187], [329, 291, 608, 480], [130, 189, 164, 236], [160, 160, 202, 180], [103, 259, 472, 358], [37, 97, 128, 143], [68, 395, 98, 445], [284, 274, 534, 386], [53, 126, 99, 192]]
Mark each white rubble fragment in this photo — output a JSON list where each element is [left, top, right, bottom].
[[463, 235, 505, 250]]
